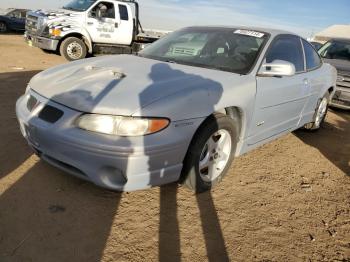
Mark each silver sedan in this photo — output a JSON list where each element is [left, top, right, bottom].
[[16, 26, 337, 193]]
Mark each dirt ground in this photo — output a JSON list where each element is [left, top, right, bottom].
[[0, 35, 349, 262]]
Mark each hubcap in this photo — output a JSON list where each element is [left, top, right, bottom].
[[0, 23, 6, 32], [198, 129, 232, 182], [314, 98, 328, 128], [66, 42, 83, 60]]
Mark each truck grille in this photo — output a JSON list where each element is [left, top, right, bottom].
[[26, 14, 39, 34]]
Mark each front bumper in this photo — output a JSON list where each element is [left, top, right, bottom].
[[330, 86, 350, 110], [16, 90, 200, 191], [25, 33, 59, 51]]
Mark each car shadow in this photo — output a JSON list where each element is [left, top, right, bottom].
[[0, 71, 40, 179], [295, 108, 350, 176], [141, 63, 229, 261]]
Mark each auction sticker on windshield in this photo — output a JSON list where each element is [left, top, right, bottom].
[[234, 29, 265, 38]]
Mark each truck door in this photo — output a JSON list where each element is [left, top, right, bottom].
[[86, 1, 133, 45], [248, 35, 309, 145]]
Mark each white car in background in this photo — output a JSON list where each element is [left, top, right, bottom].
[[16, 26, 337, 193]]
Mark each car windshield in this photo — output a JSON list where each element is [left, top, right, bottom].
[[319, 40, 350, 61], [139, 27, 269, 74], [63, 0, 97, 12]]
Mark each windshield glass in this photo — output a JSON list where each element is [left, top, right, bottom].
[[319, 40, 350, 61], [139, 27, 269, 74], [63, 0, 97, 12]]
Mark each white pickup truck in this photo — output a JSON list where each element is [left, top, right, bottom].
[[25, 0, 168, 61]]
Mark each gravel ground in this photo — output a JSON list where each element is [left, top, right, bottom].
[[0, 35, 349, 262]]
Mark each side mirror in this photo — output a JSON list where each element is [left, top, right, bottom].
[[258, 60, 296, 77]]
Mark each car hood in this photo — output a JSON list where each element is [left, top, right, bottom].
[[323, 58, 350, 75], [29, 55, 245, 116]]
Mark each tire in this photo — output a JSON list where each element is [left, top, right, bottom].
[[0, 22, 7, 33], [181, 113, 238, 193], [304, 92, 330, 131], [59, 37, 87, 61]]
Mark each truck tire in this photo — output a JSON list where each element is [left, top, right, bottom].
[[60, 37, 87, 61], [0, 22, 7, 33], [304, 92, 330, 131], [181, 113, 237, 193]]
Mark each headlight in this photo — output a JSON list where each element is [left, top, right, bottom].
[[76, 114, 170, 136]]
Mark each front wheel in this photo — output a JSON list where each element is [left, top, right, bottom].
[[181, 113, 237, 193], [304, 92, 330, 131], [60, 37, 87, 61], [0, 22, 8, 33]]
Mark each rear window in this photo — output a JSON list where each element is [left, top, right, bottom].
[[302, 39, 322, 70], [119, 4, 128, 21]]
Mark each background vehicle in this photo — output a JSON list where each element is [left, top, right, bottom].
[[0, 8, 29, 33], [16, 27, 337, 193], [319, 38, 350, 109], [25, 0, 168, 61]]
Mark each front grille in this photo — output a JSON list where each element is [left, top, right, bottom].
[[27, 95, 38, 112], [38, 105, 64, 123], [26, 15, 39, 34]]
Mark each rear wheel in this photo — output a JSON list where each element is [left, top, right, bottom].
[[181, 113, 237, 193], [0, 22, 7, 33], [60, 37, 87, 61], [304, 92, 330, 131]]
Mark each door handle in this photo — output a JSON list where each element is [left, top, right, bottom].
[[303, 78, 309, 85], [87, 22, 93, 25], [115, 22, 119, 28]]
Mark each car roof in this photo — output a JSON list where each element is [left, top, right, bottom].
[[183, 25, 296, 38]]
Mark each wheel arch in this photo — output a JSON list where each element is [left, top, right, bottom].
[[58, 32, 92, 54]]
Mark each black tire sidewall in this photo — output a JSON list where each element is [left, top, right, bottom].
[[182, 114, 237, 193], [60, 37, 87, 61]]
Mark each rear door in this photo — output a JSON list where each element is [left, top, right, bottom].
[[7, 10, 26, 30], [248, 35, 309, 145]]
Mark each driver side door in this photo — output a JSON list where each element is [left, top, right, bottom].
[[86, 1, 121, 44], [247, 35, 310, 146]]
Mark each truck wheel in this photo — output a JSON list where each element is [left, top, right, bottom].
[[0, 22, 7, 33], [60, 37, 87, 61], [304, 92, 330, 131], [181, 113, 237, 193]]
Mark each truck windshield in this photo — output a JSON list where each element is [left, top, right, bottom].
[[63, 0, 97, 12], [139, 27, 269, 74], [319, 40, 350, 61]]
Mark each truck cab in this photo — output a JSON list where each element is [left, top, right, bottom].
[[25, 0, 164, 60]]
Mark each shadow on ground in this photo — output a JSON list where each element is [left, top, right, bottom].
[[0, 71, 40, 178], [295, 108, 350, 176], [0, 69, 230, 261]]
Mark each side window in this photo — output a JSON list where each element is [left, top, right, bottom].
[[8, 10, 20, 18], [119, 4, 129, 21], [20, 11, 28, 18], [266, 36, 305, 72], [302, 39, 322, 70], [90, 2, 115, 19]]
